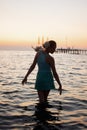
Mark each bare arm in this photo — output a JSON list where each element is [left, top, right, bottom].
[[48, 56, 62, 94], [22, 52, 38, 85]]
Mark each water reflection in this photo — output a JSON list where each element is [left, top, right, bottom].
[[33, 101, 62, 130]]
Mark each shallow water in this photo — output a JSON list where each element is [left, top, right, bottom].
[[0, 50, 87, 130]]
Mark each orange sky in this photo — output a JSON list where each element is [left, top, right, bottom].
[[0, 0, 87, 49]]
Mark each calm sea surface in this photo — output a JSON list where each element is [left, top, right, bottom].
[[0, 50, 87, 130]]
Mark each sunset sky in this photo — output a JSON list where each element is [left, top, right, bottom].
[[0, 0, 87, 49]]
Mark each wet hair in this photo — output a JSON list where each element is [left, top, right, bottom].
[[43, 40, 57, 49]]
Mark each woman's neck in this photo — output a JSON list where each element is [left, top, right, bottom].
[[44, 49, 50, 54]]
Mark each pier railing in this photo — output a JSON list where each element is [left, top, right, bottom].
[[55, 48, 87, 54]]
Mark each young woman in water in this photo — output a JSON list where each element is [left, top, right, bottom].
[[22, 40, 62, 103]]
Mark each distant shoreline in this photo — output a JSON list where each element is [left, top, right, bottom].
[[0, 47, 87, 52]]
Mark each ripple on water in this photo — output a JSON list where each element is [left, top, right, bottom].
[[0, 51, 87, 129]]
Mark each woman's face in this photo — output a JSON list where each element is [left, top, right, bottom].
[[50, 45, 56, 53]]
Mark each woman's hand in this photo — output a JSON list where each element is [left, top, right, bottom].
[[22, 77, 27, 85], [58, 85, 62, 95]]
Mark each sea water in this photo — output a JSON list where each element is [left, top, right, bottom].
[[0, 50, 87, 130]]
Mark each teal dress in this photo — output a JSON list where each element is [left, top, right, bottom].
[[35, 51, 55, 90]]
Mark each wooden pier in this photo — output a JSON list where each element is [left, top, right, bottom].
[[56, 48, 87, 54]]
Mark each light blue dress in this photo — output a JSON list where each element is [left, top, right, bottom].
[[35, 51, 55, 90]]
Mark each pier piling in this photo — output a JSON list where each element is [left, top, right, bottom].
[[56, 48, 87, 54]]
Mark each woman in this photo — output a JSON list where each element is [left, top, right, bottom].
[[22, 40, 62, 103]]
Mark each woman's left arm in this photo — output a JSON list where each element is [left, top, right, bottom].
[[22, 52, 38, 85]]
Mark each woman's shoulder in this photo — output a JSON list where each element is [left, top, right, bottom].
[[35, 50, 43, 58], [48, 54, 54, 60], [46, 54, 54, 64]]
